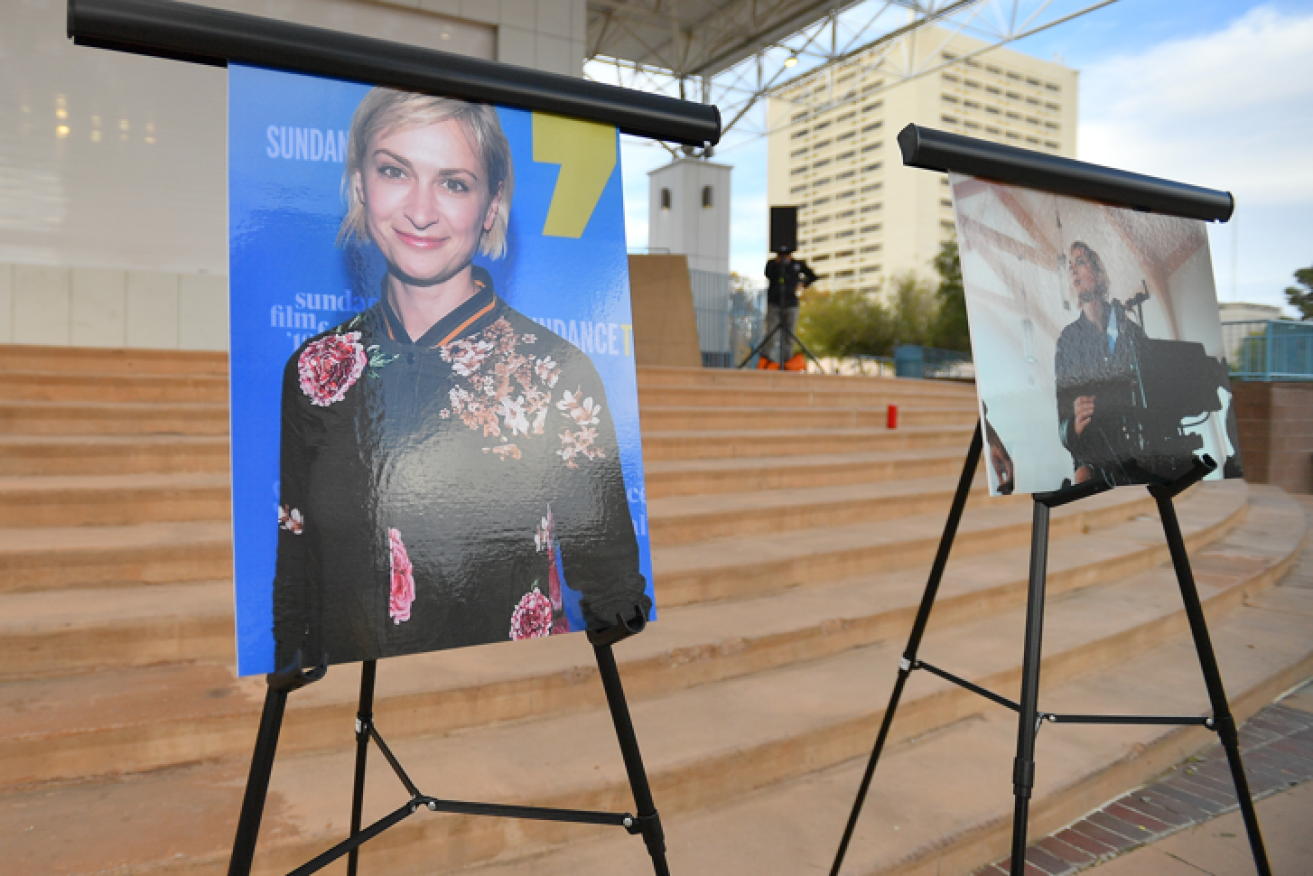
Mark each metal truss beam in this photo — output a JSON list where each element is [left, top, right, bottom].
[[587, 0, 1117, 154]]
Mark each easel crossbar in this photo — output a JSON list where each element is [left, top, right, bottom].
[[1043, 713, 1214, 727], [915, 660, 1020, 713], [916, 661, 1218, 728], [364, 723, 418, 797], [289, 727, 641, 876], [289, 804, 414, 876]]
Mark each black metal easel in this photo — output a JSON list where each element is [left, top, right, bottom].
[[829, 425, 1271, 876], [737, 320, 826, 372], [228, 611, 669, 876]]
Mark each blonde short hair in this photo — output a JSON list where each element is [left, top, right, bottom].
[[339, 88, 514, 259], [1070, 241, 1109, 300]]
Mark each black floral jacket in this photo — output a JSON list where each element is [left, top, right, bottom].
[[273, 270, 651, 668]]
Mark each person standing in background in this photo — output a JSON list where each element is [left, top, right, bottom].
[[762, 250, 817, 369]]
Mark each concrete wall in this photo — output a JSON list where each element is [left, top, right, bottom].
[[0, 261, 228, 351], [1233, 381, 1313, 494], [0, 256, 700, 359], [628, 255, 703, 368], [0, 0, 586, 352]]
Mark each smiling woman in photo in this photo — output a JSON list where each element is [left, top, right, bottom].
[[272, 88, 650, 669]]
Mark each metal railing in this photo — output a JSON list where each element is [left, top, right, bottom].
[[893, 344, 975, 380], [1222, 320, 1313, 381], [690, 269, 766, 368]]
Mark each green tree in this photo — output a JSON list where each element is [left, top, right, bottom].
[[888, 271, 939, 348], [797, 287, 895, 357], [929, 239, 971, 352], [1285, 266, 1313, 320]]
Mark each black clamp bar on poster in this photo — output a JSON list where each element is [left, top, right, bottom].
[[67, 0, 721, 148], [897, 124, 1234, 222]]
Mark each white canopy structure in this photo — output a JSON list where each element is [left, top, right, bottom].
[[586, 0, 1116, 152]]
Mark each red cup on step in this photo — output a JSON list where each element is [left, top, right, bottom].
[[887, 404, 898, 429]]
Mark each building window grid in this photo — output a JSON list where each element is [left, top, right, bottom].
[[780, 53, 1069, 272]]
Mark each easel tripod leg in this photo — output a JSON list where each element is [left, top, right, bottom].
[[830, 425, 982, 876], [593, 642, 670, 876], [1009, 500, 1051, 876], [228, 681, 291, 876], [1154, 493, 1271, 876], [347, 660, 378, 876]]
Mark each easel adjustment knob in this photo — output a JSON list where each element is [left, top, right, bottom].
[[624, 811, 662, 838]]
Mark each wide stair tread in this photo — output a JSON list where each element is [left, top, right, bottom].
[[0, 399, 228, 436], [0, 369, 228, 402], [0, 481, 1254, 783], [640, 425, 972, 462], [650, 479, 1174, 584], [0, 486, 1299, 876], [0, 434, 230, 476], [638, 385, 979, 410], [470, 519, 1313, 876], [636, 366, 976, 394], [645, 445, 969, 475], [0, 471, 228, 494], [644, 446, 977, 498], [0, 345, 227, 375], [0, 522, 232, 592], [0, 521, 228, 553]]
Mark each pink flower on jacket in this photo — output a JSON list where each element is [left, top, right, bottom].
[[278, 505, 303, 534], [298, 331, 368, 406], [510, 586, 553, 640], [388, 528, 415, 625]]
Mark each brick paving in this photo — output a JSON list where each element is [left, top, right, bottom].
[[974, 689, 1313, 875]]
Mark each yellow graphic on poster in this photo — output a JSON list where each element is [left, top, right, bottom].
[[534, 113, 617, 238]]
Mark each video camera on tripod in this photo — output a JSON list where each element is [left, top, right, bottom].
[[1095, 283, 1232, 481]]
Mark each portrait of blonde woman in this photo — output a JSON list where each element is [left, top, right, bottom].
[[271, 88, 651, 669]]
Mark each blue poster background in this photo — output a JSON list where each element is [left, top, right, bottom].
[[229, 64, 653, 676]]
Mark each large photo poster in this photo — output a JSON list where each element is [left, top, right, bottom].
[[949, 174, 1243, 496], [230, 65, 654, 676]]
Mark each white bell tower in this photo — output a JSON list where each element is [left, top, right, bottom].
[[647, 159, 732, 274]]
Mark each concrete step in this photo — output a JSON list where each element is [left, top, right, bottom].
[[636, 366, 976, 398], [0, 486, 1297, 876], [0, 482, 1250, 785], [648, 474, 996, 546], [0, 435, 230, 476], [465, 506, 1313, 876], [644, 446, 968, 498], [649, 481, 1208, 608], [0, 473, 230, 527], [640, 405, 977, 433], [639, 425, 973, 462], [0, 344, 227, 376], [0, 399, 228, 436], [0, 370, 229, 403], [0, 581, 235, 681], [0, 522, 231, 592], [638, 384, 979, 412]]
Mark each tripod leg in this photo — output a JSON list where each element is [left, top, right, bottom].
[[830, 425, 982, 876], [228, 681, 291, 876], [593, 642, 670, 876], [1154, 493, 1271, 876], [738, 324, 781, 369], [347, 660, 378, 876], [1009, 499, 1051, 876]]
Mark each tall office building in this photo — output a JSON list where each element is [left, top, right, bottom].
[[767, 25, 1078, 294]]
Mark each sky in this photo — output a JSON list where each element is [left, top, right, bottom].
[[612, 0, 1313, 312]]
